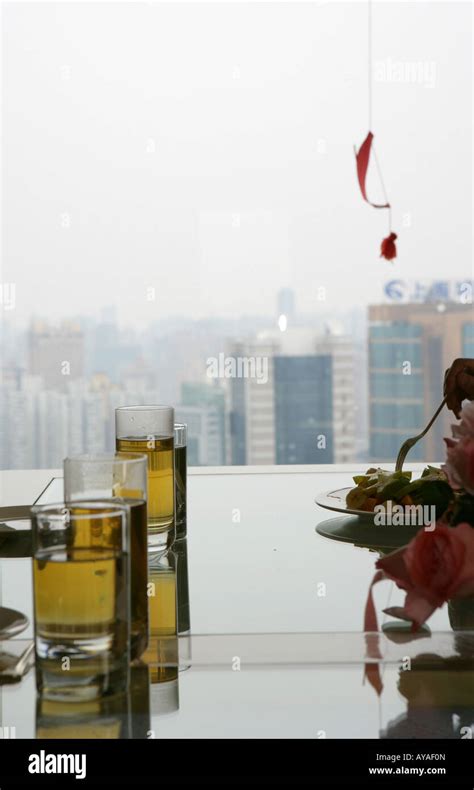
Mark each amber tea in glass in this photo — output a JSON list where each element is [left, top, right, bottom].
[[31, 502, 130, 701], [116, 406, 175, 552]]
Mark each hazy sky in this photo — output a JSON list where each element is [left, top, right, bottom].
[[2, 1, 472, 329]]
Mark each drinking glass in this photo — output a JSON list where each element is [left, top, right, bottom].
[[31, 502, 130, 701], [174, 423, 187, 541], [64, 453, 148, 660], [116, 405, 175, 552]]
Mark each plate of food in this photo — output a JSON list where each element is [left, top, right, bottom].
[[315, 465, 453, 522]]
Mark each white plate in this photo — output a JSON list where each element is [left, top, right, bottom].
[[315, 486, 433, 532], [315, 487, 372, 518]]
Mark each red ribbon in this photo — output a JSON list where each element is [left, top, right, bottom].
[[355, 131, 397, 260], [355, 131, 390, 209]]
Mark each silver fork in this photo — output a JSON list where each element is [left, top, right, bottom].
[[395, 397, 447, 472]]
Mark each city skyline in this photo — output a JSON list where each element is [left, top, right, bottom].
[[1, 288, 363, 469], [2, 281, 472, 470]]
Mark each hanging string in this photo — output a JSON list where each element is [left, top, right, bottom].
[[353, 0, 397, 259], [373, 145, 392, 231], [368, 0, 390, 227], [368, 0, 373, 131]]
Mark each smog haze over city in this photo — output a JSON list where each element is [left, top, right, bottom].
[[2, 2, 472, 329], [1, 2, 472, 472]]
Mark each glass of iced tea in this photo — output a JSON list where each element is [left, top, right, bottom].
[[63, 453, 148, 661], [116, 405, 175, 553], [31, 502, 130, 701]]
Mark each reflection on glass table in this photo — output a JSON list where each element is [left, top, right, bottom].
[[1, 632, 474, 739], [381, 652, 474, 739], [144, 547, 180, 716], [36, 662, 150, 739], [0, 466, 473, 739]]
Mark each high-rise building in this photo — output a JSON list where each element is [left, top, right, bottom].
[[0, 372, 40, 469], [180, 382, 227, 464], [368, 298, 473, 462], [175, 405, 224, 465], [313, 333, 356, 463], [229, 328, 355, 464], [274, 355, 333, 463], [28, 320, 84, 392], [229, 338, 279, 465]]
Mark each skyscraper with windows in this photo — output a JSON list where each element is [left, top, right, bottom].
[[368, 300, 473, 462], [274, 355, 333, 463], [175, 405, 224, 465], [229, 338, 278, 465], [179, 382, 227, 465], [229, 328, 355, 465]]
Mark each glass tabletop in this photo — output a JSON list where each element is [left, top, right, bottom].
[[0, 465, 472, 739], [2, 633, 474, 739], [0, 465, 452, 635]]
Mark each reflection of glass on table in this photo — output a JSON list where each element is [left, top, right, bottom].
[[36, 662, 150, 739], [144, 550, 178, 686]]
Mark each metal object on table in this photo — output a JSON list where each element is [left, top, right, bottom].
[[0, 641, 34, 684], [0, 476, 63, 558], [0, 478, 61, 559], [0, 506, 32, 521], [395, 397, 447, 472], [0, 506, 34, 559], [0, 523, 32, 558], [0, 607, 29, 638]]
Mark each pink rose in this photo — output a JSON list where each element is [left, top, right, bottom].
[[365, 523, 474, 631], [443, 436, 474, 494], [452, 400, 474, 440], [442, 400, 474, 493]]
